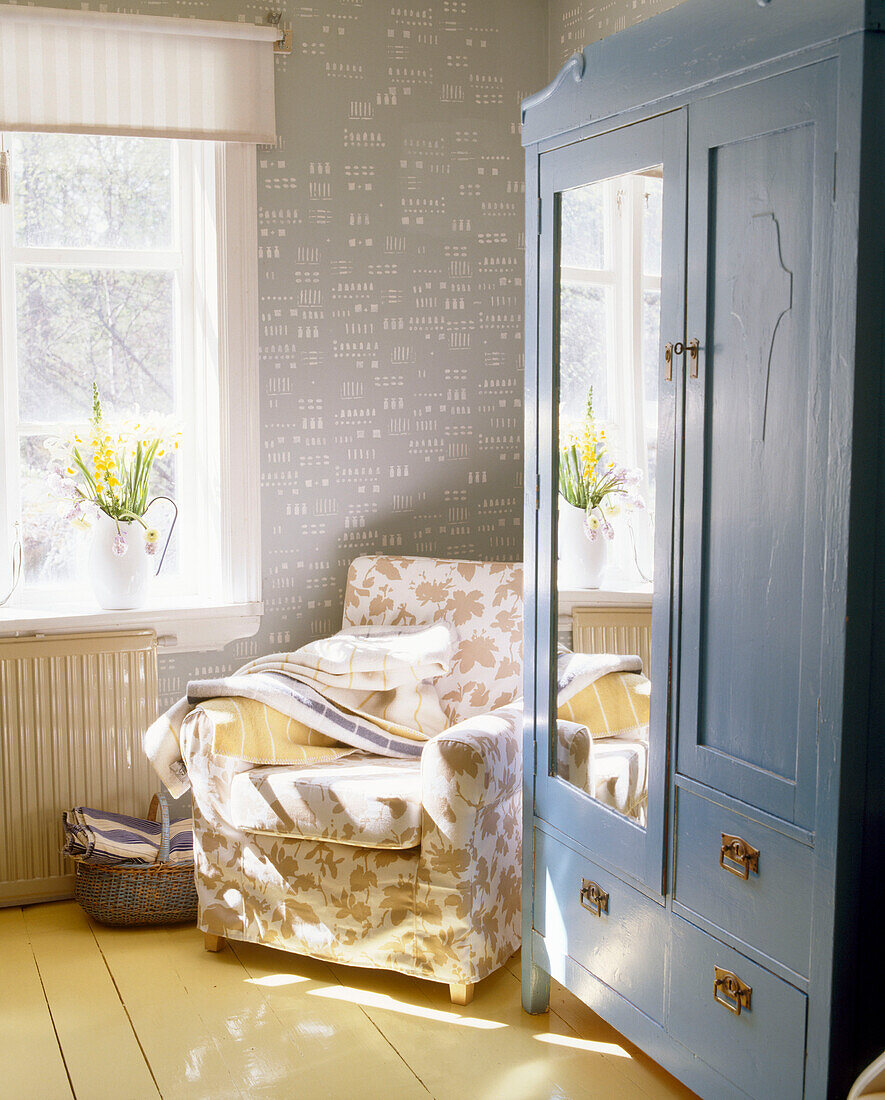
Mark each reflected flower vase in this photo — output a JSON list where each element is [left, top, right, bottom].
[[558, 502, 608, 589], [88, 513, 151, 610]]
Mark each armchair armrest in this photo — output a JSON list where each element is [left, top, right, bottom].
[[178, 707, 254, 828], [556, 719, 593, 795], [421, 702, 521, 844], [417, 702, 523, 979]]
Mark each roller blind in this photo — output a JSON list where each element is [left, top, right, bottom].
[[0, 5, 278, 143]]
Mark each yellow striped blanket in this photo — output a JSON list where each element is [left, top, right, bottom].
[[558, 669, 650, 739]]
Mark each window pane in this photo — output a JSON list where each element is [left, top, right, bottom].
[[11, 133, 173, 250], [146, 453, 179, 577], [559, 282, 613, 422], [16, 266, 176, 422], [642, 176, 663, 277], [641, 289, 661, 491], [19, 434, 81, 586], [560, 183, 605, 270]]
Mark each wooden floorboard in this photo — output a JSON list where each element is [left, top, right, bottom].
[[229, 938, 432, 1099], [315, 957, 648, 1100], [23, 902, 159, 1100], [0, 908, 73, 1100], [89, 921, 246, 1100], [6, 902, 697, 1099]]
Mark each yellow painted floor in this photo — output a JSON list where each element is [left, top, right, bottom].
[[0, 901, 698, 1100]]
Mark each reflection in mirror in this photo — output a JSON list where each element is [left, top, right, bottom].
[[554, 167, 662, 826]]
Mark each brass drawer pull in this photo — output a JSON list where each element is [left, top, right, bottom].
[[580, 878, 609, 917], [713, 966, 752, 1016], [720, 833, 760, 879]]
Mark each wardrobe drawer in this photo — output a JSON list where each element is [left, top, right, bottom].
[[534, 829, 667, 1022], [673, 787, 813, 976], [669, 918, 807, 1100]]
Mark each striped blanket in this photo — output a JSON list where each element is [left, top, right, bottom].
[[143, 623, 455, 797], [62, 807, 194, 866]]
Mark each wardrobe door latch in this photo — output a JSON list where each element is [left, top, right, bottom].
[[687, 337, 700, 377], [664, 339, 699, 380]]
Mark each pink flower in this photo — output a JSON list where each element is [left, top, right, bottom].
[[112, 534, 128, 556], [583, 511, 601, 542], [144, 539, 158, 556]]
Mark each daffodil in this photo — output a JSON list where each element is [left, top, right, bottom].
[[41, 382, 181, 555]]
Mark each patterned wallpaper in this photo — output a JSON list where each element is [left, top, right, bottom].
[[21, 0, 685, 709], [27, 0, 545, 704], [547, 0, 685, 76]]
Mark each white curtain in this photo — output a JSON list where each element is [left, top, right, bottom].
[[0, 5, 278, 142]]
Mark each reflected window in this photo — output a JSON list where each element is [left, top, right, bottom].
[[559, 170, 661, 515]]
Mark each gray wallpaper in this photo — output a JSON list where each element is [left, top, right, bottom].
[[159, 0, 547, 703], [24, 0, 546, 704], [547, 0, 685, 76], [22, 0, 688, 708]]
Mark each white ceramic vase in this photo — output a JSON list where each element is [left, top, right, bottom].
[[558, 502, 608, 589], [88, 513, 151, 610]]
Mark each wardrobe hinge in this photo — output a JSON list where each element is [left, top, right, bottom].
[[537, 195, 542, 234], [535, 473, 540, 510], [833, 151, 837, 202]]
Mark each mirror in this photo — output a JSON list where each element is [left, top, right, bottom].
[[553, 167, 662, 826]]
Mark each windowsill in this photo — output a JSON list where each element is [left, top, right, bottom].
[[558, 580, 653, 615], [0, 597, 263, 653]]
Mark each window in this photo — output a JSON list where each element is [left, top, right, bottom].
[[559, 169, 662, 501], [0, 132, 261, 646]]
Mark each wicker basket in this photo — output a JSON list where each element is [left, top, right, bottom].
[[73, 793, 197, 926]]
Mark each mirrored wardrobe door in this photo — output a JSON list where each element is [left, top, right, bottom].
[[533, 109, 686, 893]]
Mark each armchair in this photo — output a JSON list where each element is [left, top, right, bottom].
[[183, 555, 523, 1003]]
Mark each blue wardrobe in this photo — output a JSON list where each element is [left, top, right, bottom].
[[520, 2, 885, 1096]]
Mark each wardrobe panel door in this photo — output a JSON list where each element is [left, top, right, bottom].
[[677, 62, 836, 827]]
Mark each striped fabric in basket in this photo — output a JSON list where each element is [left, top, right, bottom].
[[62, 806, 194, 866]]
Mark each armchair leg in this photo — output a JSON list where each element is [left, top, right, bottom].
[[204, 933, 225, 953], [449, 982, 474, 1006]]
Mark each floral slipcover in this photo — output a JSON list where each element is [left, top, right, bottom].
[[184, 556, 524, 986]]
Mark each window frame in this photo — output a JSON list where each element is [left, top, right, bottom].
[[0, 138, 262, 653]]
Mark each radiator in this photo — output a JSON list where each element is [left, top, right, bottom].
[[571, 606, 653, 677], [0, 630, 159, 906]]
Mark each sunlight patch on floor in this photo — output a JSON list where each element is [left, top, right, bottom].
[[308, 983, 506, 1029], [245, 972, 309, 987], [535, 1031, 632, 1058]]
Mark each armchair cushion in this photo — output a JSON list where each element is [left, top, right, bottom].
[[228, 753, 422, 850]]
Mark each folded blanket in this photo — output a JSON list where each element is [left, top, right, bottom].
[[205, 696, 356, 766], [62, 806, 194, 866], [144, 623, 454, 796], [556, 647, 644, 705], [558, 667, 650, 740]]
